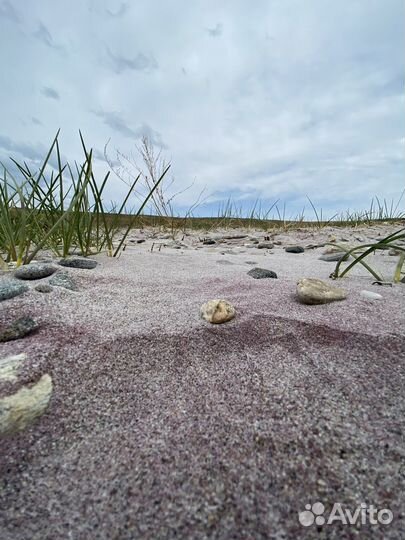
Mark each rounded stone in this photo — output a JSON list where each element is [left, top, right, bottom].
[[35, 284, 53, 293], [319, 253, 349, 262], [0, 317, 39, 343], [0, 280, 29, 302], [247, 268, 278, 279], [285, 246, 304, 253], [14, 263, 57, 280], [200, 299, 236, 324], [296, 278, 347, 305], [257, 242, 274, 249], [58, 258, 97, 269], [49, 272, 78, 291]]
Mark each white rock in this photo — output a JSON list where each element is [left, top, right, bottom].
[[360, 290, 383, 301], [0, 374, 53, 435], [200, 299, 236, 324], [296, 278, 347, 305], [0, 353, 27, 381]]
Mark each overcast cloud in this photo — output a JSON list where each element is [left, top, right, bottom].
[[0, 0, 404, 217]]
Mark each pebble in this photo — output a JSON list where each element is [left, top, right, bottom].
[[319, 253, 349, 262], [200, 299, 236, 324], [247, 268, 278, 279], [58, 258, 97, 269], [245, 261, 258, 265], [14, 263, 56, 280], [222, 235, 248, 240], [360, 290, 383, 301], [296, 278, 347, 305], [216, 260, 234, 265], [285, 246, 304, 253], [202, 239, 216, 245], [389, 248, 401, 256], [136, 239, 146, 244], [49, 272, 78, 291], [0, 373, 53, 435], [257, 242, 274, 249], [35, 284, 53, 293], [0, 316, 39, 343], [0, 280, 29, 302]]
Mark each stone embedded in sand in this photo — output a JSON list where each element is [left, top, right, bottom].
[[296, 278, 347, 305], [247, 268, 278, 279], [35, 284, 53, 293], [0, 316, 39, 343], [58, 258, 97, 270], [200, 299, 236, 324], [0, 353, 27, 382], [14, 263, 56, 280], [360, 290, 383, 301], [49, 272, 78, 291], [0, 280, 29, 302], [319, 253, 349, 262], [257, 242, 274, 249], [202, 239, 216, 245], [0, 373, 53, 435], [285, 246, 304, 253]]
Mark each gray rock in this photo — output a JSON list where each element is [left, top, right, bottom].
[[202, 239, 216, 245], [216, 260, 234, 265], [35, 284, 53, 293], [257, 242, 274, 249], [222, 235, 248, 240], [0, 317, 39, 343], [245, 261, 258, 265], [388, 248, 401, 256], [247, 268, 278, 279], [296, 278, 347, 305], [319, 253, 349, 262], [49, 272, 78, 291], [136, 239, 146, 244], [58, 258, 97, 270], [14, 263, 56, 280], [0, 280, 29, 302], [285, 246, 304, 253]]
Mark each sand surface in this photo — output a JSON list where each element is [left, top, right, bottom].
[[1, 224, 405, 539]]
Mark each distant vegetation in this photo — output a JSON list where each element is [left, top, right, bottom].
[[0, 132, 404, 269]]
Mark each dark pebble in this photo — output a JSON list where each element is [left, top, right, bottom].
[[257, 242, 274, 249], [203, 239, 216, 245], [14, 263, 57, 280], [0, 280, 29, 302], [49, 272, 78, 291], [0, 316, 39, 342], [59, 258, 97, 270], [285, 246, 304, 253], [247, 268, 278, 279]]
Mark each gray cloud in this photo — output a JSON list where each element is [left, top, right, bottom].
[[106, 47, 158, 74], [41, 86, 60, 100], [0, 0, 20, 23], [206, 23, 223, 37], [93, 110, 165, 148], [33, 22, 64, 52], [106, 3, 129, 18], [32, 117, 43, 125]]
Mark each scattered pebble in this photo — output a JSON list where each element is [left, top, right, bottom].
[[247, 268, 278, 279], [245, 261, 258, 265], [35, 284, 53, 293], [136, 239, 146, 244], [0, 316, 39, 343], [49, 272, 78, 291], [285, 246, 304, 253], [296, 278, 347, 305], [200, 299, 236, 324], [14, 263, 57, 280], [216, 260, 234, 265], [319, 253, 349, 262], [388, 248, 401, 256], [59, 258, 97, 269], [257, 242, 274, 249], [202, 239, 216, 245], [360, 290, 383, 301], [0, 373, 53, 435], [0, 280, 29, 302]]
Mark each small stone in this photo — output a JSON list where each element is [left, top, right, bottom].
[[216, 260, 234, 265], [257, 242, 274, 249], [0, 353, 26, 381], [247, 268, 278, 279], [0, 280, 29, 302], [58, 258, 97, 269], [34, 284, 53, 293], [49, 272, 78, 291], [360, 290, 383, 301], [200, 299, 236, 324], [388, 248, 401, 256], [222, 235, 248, 240], [14, 263, 56, 280], [296, 278, 347, 305], [319, 253, 349, 262], [0, 374, 53, 435], [245, 261, 258, 265], [136, 239, 146, 244], [203, 239, 216, 245], [0, 317, 39, 343], [285, 246, 304, 253]]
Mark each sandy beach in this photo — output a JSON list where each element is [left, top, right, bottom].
[[1, 223, 405, 539]]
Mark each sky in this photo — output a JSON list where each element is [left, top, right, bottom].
[[0, 0, 404, 219]]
